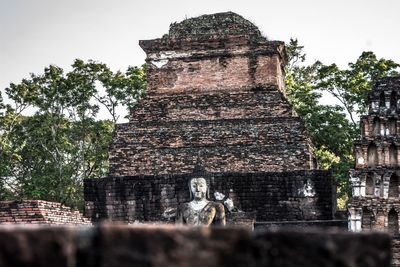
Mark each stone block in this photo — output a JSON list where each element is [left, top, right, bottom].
[[0, 226, 77, 267], [0, 225, 392, 267]]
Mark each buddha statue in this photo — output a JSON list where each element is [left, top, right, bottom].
[[176, 177, 226, 226]]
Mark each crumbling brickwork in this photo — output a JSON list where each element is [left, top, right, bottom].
[[348, 77, 400, 232], [0, 200, 91, 225], [128, 91, 295, 122], [140, 13, 286, 96], [109, 117, 312, 176], [85, 12, 338, 227], [84, 170, 334, 223], [348, 76, 400, 265], [107, 12, 315, 177]]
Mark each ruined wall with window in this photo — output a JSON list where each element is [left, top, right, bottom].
[[348, 76, 400, 266]]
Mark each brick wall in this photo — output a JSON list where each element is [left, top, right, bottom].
[[109, 117, 313, 176], [129, 91, 295, 123], [84, 170, 334, 223], [0, 200, 91, 225], [139, 15, 287, 96], [85, 12, 336, 231], [0, 224, 391, 267], [349, 198, 400, 231], [143, 50, 285, 95], [105, 12, 316, 178]]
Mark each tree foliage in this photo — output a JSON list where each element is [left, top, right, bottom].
[[0, 60, 146, 209], [285, 39, 400, 208], [316, 51, 399, 124]]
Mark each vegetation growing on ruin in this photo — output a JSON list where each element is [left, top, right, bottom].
[[285, 39, 400, 208], [167, 11, 263, 39]]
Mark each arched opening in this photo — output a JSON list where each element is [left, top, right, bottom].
[[391, 91, 397, 111], [389, 118, 397, 136], [380, 178, 385, 196], [368, 143, 378, 167], [380, 91, 386, 109], [362, 208, 372, 230], [390, 144, 398, 167], [362, 121, 368, 137], [388, 209, 399, 235], [311, 157, 318, 169], [366, 175, 374, 196], [356, 149, 365, 166], [389, 173, 399, 198], [373, 117, 380, 136]]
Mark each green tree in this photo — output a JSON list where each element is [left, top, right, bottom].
[[316, 52, 400, 124], [0, 60, 146, 209], [285, 39, 399, 209]]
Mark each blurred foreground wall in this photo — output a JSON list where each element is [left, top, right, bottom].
[[0, 224, 391, 267]]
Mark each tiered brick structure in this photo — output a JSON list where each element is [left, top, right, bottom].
[[85, 12, 340, 227], [0, 200, 91, 225], [348, 77, 400, 266], [108, 12, 315, 176], [348, 77, 400, 232]]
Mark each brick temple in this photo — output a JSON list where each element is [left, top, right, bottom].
[[348, 76, 400, 265], [1, 11, 395, 267], [84, 12, 342, 228]]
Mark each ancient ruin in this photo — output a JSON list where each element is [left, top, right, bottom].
[[348, 76, 400, 265], [0, 200, 90, 225], [0, 10, 397, 267], [348, 77, 400, 231], [84, 12, 342, 229]]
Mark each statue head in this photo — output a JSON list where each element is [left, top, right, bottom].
[[188, 177, 209, 201]]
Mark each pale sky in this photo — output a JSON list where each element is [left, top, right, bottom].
[[1, 0, 400, 120]]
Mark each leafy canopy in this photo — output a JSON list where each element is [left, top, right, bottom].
[[0, 60, 146, 209], [285, 39, 399, 208]]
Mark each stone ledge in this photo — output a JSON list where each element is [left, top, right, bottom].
[[255, 219, 348, 231], [0, 224, 391, 267]]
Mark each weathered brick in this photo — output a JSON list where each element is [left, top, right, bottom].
[[85, 12, 337, 229], [0, 200, 91, 226], [0, 224, 391, 267], [84, 171, 334, 223], [348, 76, 400, 266]]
